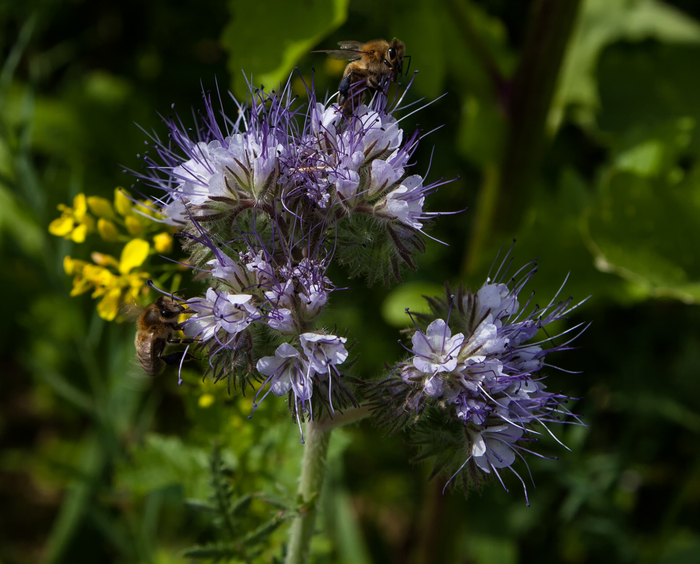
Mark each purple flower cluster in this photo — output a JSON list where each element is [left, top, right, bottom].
[[133, 75, 451, 439], [370, 258, 587, 503]]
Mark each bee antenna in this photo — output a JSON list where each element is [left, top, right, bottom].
[[404, 55, 412, 76]]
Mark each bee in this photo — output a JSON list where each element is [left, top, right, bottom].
[[315, 38, 407, 115], [135, 295, 196, 376]]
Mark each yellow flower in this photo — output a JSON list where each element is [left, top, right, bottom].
[[64, 255, 87, 276], [97, 218, 120, 241], [198, 394, 215, 408], [153, 232, 173, 254], [91, 252, 120, 269], [96, 287, 124, 321], [114, 188, 133, 217], [57, 188, 180, 323], [87, 196, 116, 220], [125, 215, 144, 237], [62, 240, 152, 321], [49, 194, 95, 243], [119, 239, 150, 274]]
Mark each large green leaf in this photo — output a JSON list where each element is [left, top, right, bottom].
[[586, 164, 700, 303], [472, 167, 630, 307], [222, 0, 349, 97], [551, 0, 700, 132], [598, 42, 700, 151]]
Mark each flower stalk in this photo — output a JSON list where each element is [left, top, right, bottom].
[[285, 421, 332, 564]]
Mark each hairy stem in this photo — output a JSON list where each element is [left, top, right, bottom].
[[285, 421, 332, 564], [316, 404, 371, 432]]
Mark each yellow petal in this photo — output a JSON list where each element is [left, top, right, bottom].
[[97, 288, 122, 321], [91, 252, 119, 269], [64, 255, 83, 275], [71, 223, 88, 243], [49, 216, 75, 237], [84, 264, 115, 288], [119, 238, 150, 274], [64, 255, 75, 274], [114, 188, 133, 217], [125, 272, 149, 301], [125, 215, 144, 237], [73, 194, 88, 219], [153, 232, 173, 254], [97, 218, 120, 241], [87, 196, 116, 220], [70, 278, 93, 296]]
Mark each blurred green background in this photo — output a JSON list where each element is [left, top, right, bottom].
[[3, 0, 700, 562]]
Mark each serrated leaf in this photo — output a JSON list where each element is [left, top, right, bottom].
[[240, 512, 293, 546], [182, 542, 243, 560], [230, 493, 253, 518]]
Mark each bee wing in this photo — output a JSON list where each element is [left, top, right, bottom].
[[121, 301, 145, 321], [312, 48, 363, 61], [312, 41, 367, 60], [336, 40, 365, 50]]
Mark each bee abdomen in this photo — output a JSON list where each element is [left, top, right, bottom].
[[135, 333, 166, 376]]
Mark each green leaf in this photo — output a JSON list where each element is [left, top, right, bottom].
[[115, 434, 213, 499], [392, 0, 448, 99], [456, 94, 507, 166], [222, 0, 349, 97], [551, 0, 700, 132], [586, 162, 700, 302], [475, 168, 631, 305], [381, 281, 445, 327], [598, 42, 700, 151]]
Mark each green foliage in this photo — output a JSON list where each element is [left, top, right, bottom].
[[552, 0, 700, 131], [115, 434, 212, 499], [5, 0, 700, 563], [181, 442, 297, 562], [222, 0, 350, 98]]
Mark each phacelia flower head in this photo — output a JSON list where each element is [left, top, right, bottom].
[[129, 71, 451, 436], [369, 252, 588, 503]]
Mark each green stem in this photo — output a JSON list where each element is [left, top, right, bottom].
[[463, 163, 500, 277], [498, 0, 581, 231], [285, 421, 332, 564], [462, 0, 581, 273], [315, 405, 371, 432]]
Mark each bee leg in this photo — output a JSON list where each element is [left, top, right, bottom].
[[367, 75, 382, 92], [338, 74, 352, 106], [161, 350, 197, 366], [167, 337, 196, 344]]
